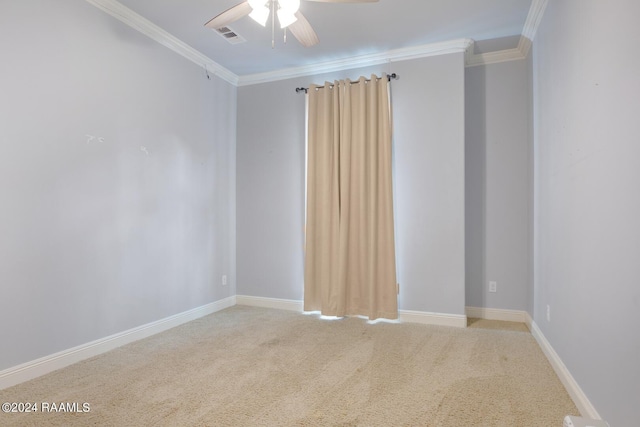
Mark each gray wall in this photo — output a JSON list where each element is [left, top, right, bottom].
[[237, 53, 466, 315], [0, 0, 236, 370], [533, 1, 640, 424], [236, 77, 307, 300], [393, 55, 465, 315], [465, 59, 532, 312]]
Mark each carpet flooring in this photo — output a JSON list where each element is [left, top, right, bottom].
[[0, 306, 579, 426]]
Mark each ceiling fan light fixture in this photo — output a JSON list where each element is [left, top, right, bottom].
[[248, 4, 270, 26], [278, 0, 300, 13], [277, 9, 298, 28], [276, 0, 300, 28], [247, 0, 267, 9]]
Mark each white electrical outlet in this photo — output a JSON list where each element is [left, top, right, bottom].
[[546, 305, 551, 322], [222, 275, 227, 286], [489, 281, 497, 293]]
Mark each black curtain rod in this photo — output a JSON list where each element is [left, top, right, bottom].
[[295, 73, 398, 94]]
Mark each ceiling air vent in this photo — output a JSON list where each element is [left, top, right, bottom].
[[216, 26, 246, 45]]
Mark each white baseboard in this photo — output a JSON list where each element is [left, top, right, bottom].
[[466, 306, 529, 324], [236, 296, 467, 328], [530, 321, 601, 420], [236, 295, 304, 312], [0, 296, 236, 391], [399, 310, 467, 328], [466, 306, 535, 331], [524, 311, 533, 331]]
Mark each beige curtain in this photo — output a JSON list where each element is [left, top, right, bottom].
[[304, 74, 398, 320]]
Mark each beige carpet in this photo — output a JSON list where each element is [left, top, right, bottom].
[[0, 306, 578, 426]]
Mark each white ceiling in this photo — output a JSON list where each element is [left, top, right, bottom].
[[114, 0, 533, 77]]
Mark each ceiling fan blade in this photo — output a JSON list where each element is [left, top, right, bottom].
[[304, 0, 378, 3], [288, 11, 319, 47], [204, 1, 252, 30]]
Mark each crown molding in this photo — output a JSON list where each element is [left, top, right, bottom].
[[517, 37, 533, 58], [518, 0, 549, 58], [519, 0, 549, 57], [85, 0, 550, 84], [465, 47, 526, 67], [85, 0, 239, 85], [465, 0, 549, 67], [238, 38, 473, 86]]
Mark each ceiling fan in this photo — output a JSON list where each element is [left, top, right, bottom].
[[205, 0, 379, 48]]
